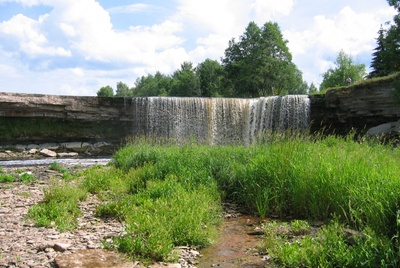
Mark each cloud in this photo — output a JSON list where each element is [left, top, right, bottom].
[[0, 13, 71, 57], [107, 3, 156, 14], [283, 5, 397, 85]]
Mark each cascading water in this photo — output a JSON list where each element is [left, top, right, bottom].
[[131, 95, 310, 145]]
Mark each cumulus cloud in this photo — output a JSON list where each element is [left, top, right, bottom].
[[0, 0, 397, 95], [283, 5, 397, 85], [107, 3, 155, 14], [0, 13, 71, 57]]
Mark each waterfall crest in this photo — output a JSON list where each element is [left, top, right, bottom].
[[131, 95, 310, 145]]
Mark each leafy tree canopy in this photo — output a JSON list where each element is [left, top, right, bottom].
[[222, 21, 306, 97], [320, 50, 366, 91], [169, 62, 200, 97], [133, 72, 171, 97], [115, 82, 133, 97], [196, 59, 224, 97], [97, 85, 114, 97]]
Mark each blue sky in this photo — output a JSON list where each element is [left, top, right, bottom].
[[0, 0, 396, 96]]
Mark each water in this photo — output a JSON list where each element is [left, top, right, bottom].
[[0, 158, 112, 167], [131, 95, 310, 145]]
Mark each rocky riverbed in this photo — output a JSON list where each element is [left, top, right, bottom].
[[0, 163, 202, 268]]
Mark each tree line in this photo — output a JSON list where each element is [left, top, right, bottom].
[[98, 1, 400, 98]]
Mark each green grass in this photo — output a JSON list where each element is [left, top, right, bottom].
[[49, 161, 67, 173], [25, 134, 400, 265], [0, 173, 15, 183], [111, 136, 400, 265], [28, 181, 87, 231]]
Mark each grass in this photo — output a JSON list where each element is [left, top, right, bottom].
[[22, 134, 400, 266], [28, 180, 87, 231]]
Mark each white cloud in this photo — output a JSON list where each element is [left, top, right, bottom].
[[0, 13, 71, 58], [107, 3, 154, 14], [0, 0, 397, 95], [251, 0, 295, 22], [283, 5, 397, 86]]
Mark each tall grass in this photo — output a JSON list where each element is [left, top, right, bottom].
[[114, 135, 400, 238], [26, 134, 400, 265]]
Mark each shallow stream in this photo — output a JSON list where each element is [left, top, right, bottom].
[[198, 215, 268, 267]]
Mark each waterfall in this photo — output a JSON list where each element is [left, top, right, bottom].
[[131, 95, 310, 145]]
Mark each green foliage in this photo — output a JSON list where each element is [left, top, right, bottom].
[[308, 82, 318, 94], [49, 162, 67, 173], [111, 177, 221, 261], [28, 181, 87, 231], [19, 173, 37, 183], [266, 221, 398, 267], [369, 1, 400, 78], [27, 137, 400, 264], [115, 81, 134, 97], [222, 21, 306, 97], [97, 85, 114, 97], [133, 72, 171, 96], [0, 173, 15, 183], [320, 50, 366, 91], [196, 59, 225, 97], [169, 62, 200, 97]]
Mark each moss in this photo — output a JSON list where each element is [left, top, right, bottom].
[[312, 72, 400, 96]]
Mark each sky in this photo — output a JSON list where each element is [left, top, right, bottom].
[[0, 0, 397, 96]]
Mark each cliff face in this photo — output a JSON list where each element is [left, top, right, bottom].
[[0, 93, 133, 121], [310, 75, 400, 135], [0, 93, 135, 144], [1, 75, 400, 144]]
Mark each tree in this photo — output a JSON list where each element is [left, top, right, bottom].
[[320, 50, 366, 91], [97, 85, 114, 97], [369, 24, 400, 78], [196, 59, 224, 97], [308, 83, 318, 94], [369, 1, 400, 77], [133, 72, 171, 96], [169, 62, 200, 97], [115, 81, 133, 97], [222, 21, 305, 97]]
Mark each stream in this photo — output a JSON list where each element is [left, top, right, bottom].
[[0, 157, 112, 167], [198, 215, 268, 267]]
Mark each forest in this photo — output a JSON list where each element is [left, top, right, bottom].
[[97, 0, 400, 98]]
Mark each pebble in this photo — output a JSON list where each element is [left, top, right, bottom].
[[0, 165, 200, 268]]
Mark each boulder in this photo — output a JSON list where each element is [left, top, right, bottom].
[[40, 148, 57, 157], [366, 120, 400, 145], [366, 120, 400, 136]]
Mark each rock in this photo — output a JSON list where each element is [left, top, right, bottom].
[[57, 152, 79, 157], [54, 249, 134, 268], [29, 148, 39, 154], [27, 144, 39, 149], [61, 142, 92, 153], [247, 227, 265, 236], [367, 120, 400, 136], [39, 143, 60, 150], [40, 148, 57, 157], [366, 120, 400, 145], [53, 242, 71, 252]]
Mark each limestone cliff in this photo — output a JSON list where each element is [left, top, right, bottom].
[[310, 73, 400, 135], [1, 74, 400, 144]]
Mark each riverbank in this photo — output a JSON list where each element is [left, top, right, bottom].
[[0, 163, 202, 268]]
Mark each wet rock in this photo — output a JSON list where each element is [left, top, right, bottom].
[[247, 227, 265, 236], [55, 249, 134, 268]]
